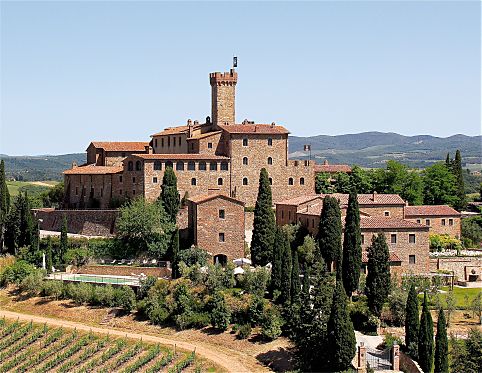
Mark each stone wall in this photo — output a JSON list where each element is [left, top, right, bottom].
[[33, 208, 118, 236], [75, 265, 171, 278], [405, 216, 461, 238], [360, 204, 405, 219], [430, 256, 482, 281]]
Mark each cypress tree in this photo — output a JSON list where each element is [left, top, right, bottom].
[[159, 166, 180, 222], [302, 264, 310, 300], [59, 215, 68, 264], [434, 308, 448, 373], [342, 189, 362, 297], [290, 248, 301, 304], [171, 228, 180, 279], [317, 196, 342, 272], [280, 229, 292, 305], [0, 160, 9, 251], [418, 292, 434, 373], [46, 236, 53, 274], [405, 283, 420, 357], [365, 233, 391, 317], [17, 192, 34, 249], [453, 149, 467, 211], [251, 168, 275, 266], [327, 280, 356, 371], [4, 195, 21, 253], [445, 153, 451, 167], [271, 226, 284, 298]]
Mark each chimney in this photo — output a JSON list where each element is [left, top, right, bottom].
[[144, 145, 153, 154], [271, 122, 276, 127], [323, 159, 329, 165], [372, 191, 377, 202], [72, 161, 78, 168], [187, 119, 193, 138]]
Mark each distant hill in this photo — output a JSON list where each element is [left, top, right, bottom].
[[1, 153, 85, 181], [288, 132, 482, 168]]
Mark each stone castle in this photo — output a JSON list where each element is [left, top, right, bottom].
[[63, 68, 314, 208]]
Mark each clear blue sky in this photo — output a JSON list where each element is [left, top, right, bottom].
[[1, 1, 480, 155]]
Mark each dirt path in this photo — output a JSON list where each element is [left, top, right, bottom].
[[30, 181, 56, 187], [0, 309, 252, 373]]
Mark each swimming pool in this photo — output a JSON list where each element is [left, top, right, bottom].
[[48, 273, 140, 286]]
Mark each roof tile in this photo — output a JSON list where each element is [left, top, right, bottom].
[[90, 142, 148, 152], [64, 165, 123, 175], [404, 205, 460, 217], [218, 123, 289, 135]]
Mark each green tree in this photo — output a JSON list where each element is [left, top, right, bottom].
[[0, 159, 10, 251], [342, 189, 362, 297], [280, 230, 292, 305], [465, 328, 482, 372], [452, 149, 467, 211], [317, 196, 342, 271], [445, 153, 451, 167], [327, 281, 356, 371], [270, 226, 284, 298], [45, 236, 53, 274], [209, 291, 231, 331], [333, 172, 351, 193], [418, 292, 434, 373], [159, 166, 180, 222], [251, 168, 275, 266], [59, 215, 68, 265], [405, 283, 420, 358], [315, 172, 332, 194], [365, 233, 391, 317], [422, 163, 457, 206], [434, 308, 448, 373], [291, 248, 301, 304], [349, 166, 372, 194], [171, 228, 180, 279]]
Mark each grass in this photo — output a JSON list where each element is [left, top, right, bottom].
[[6, 180, 57, 197], [420, 286, 481, 309]]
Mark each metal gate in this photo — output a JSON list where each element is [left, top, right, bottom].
[[366, 346, 393, 371]]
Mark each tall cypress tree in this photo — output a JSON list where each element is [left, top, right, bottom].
[[418, 292, 434, 373], [291, 248, 301, 304], [405, 283, 420, 357], [445, 153, 451, 167], [271, 226, 284, 298], [251, 168, 275, 266], [171, 228, 180, 279], [434, 308, 449, 373], [327, 280, 357, 371], [59, 215, 68, 265], [0, 160, 9, 251], [365, 233, 391, 317], [280, 230, 292, 305], [159, 166, 180, 223], [317, 196, 342, 272], [452, 149, 467, 211], [342, 189, 362, 297], [18, 192, 34, 249]]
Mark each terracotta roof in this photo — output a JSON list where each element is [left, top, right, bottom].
[[362, 251, 401, 263], [187, 131, 222, 140], [132, 154, 229, 161], [277, 193, 405, 208], [314, 164, 352, 173], [64, 165, 123, 175], [89, 142, 149, 152], [151, 126, 189, 137], [404, 205, 460, 217], [218, 123, 289, 135], [360, 217, 428, 230], [276, 194, 321, 206], [188, 193, 245, 206]]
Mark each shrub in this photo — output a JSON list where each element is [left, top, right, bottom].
[[63, 248, 91, 267], [71, 282, 94, 305], [95, 284, 115, 307], [0, 260, 36, 285], [177, 246, 209, 267], [248, 294, 265, 326], [382, 333, 403, 349], [113, 286, 136, 312], [138, 276, 157, 300], [42, 280, 64, 300], [19, 269, 45, 296], [209, 292, 231, 331], [240, 267, 270, 296], [388, 289, 407, 326], [261, 306, 283, 340], [237, 324, 252, 339]]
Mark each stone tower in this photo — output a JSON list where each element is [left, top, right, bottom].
[[210, 69, 237, 126]]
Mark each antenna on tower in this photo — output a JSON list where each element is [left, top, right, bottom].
[[233, 55, 238, 68]]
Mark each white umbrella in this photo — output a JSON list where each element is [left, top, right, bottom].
[[265, 262, 272, 269], [233, 267, 245, 275], [233, 258, 252, 266]]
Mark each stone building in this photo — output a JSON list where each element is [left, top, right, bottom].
[[63, 68, 315, 208], [187, 193, 245, 263], [403, 205, 461, 238]]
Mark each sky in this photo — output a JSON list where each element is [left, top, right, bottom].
[[1, 1, 480, 155]]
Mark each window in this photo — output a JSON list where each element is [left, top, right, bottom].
[[208, 142, 213, 149], [391, 234, 397, 244], [153, 177, 158, 183], [289, 211, 291, 220], [191, 143, 194, 150], [409, 255, 416, 264], [449, 219, 454, 226], [243, 177, 248, 185], [135, 161, 142, 171], [218, 178, 223, 186], [191, 178, 197, 186], [165, 161, 173, 169], [167, 137, 170, 147], [300, 177, 305, 185], [219, 232, 225, 242], [281, 210, 284, 219], [173, 137, 176, 147], [441, 219, 446, 226], [242, 138, 248, 147], [219, 209, 225, 219], [128, 161, 133, 171], [361, 235, 365, 244], [161, 138, 164, 147], [176, 161, 184, 171], [288, 177, 294, 185], [132, 189, 136, 195], [384, 211, 390, 217], [154, 139, 158, 147], [425, 219, 430, 226], [120, 189, 122, 195], [268, 138, 273, 146], [409, 234, 416, 244], [210, 162, 217, 171], [199, 161, 206, 171], [220, 161, 228, 171], [119, 175, 123, 182], [75, 187, 78, 195], [95, 187, 100, 197], [132, 177, 136, 183], [154, 161, 161, 170], [312, 219, 315, 228], [417, 219, 421, 224], [179, 136, 181, 145], [269, 177, 273, 185], [267, 157, 273, 165], [188, 161, 195, 171], [243, 157, 248, 165]]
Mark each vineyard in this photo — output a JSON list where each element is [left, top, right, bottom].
[[0, 318, 210, 372]]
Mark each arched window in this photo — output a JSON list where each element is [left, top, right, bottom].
[[210, 162, 217, 171], [300, 177, 305, 185], [154, 161, 161, 171], [243, 177, 248, 185], [288, 177, 294, 185], [127, 161, 133, 171], [135, 161, 142, 171], [242, 138, 248, 147], [176, 161, 184, 171], [191, 178, 197, 186], [188, 161, 195, 171], [243, 157, 248, 165], [267, 157, 273, 165], [165, 161, 173, 169], [220, 161, 228, 171], [269, 177, 273, 185], [199, 161, 206, 171], [267, 138, 273, 146], [218, 178, 223, 186]]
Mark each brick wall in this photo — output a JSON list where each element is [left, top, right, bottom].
[[210, 70, 237, 126], [405, 216, 461, 238], [430, 257, 482, 281], [64, 173, 123, 209], [360, 205, 405, 219], [33, 208, 118, 236]]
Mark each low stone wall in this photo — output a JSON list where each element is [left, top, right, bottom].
[[33, 208, 118, 237], [245, 211, 254, 231], [399, 351, 422, 373], [430, 257, 482, 281], [74, 265, 171, 278]]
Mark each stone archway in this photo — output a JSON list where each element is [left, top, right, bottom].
[[213, 254, 228, 267]]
